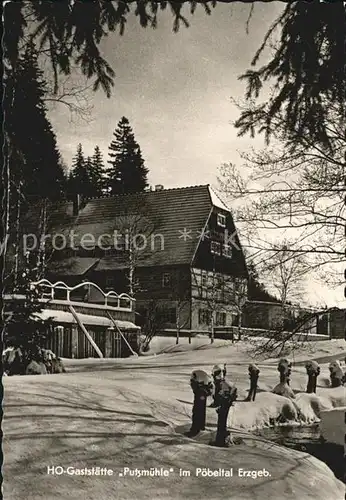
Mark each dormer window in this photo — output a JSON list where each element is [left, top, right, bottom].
[[222, 244, 232, 259], [217, 213, 226, 228], [210, 241, 221, 255]]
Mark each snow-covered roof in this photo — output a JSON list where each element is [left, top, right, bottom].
[[40, 185, 237, 272], [208, 185, 229, 211], [32, 309, 140, 330], [113, 320, 140, 330]]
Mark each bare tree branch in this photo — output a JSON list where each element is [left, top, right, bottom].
[[44, 76, 94, 123]]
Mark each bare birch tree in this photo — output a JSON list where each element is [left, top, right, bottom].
[[192, 267, 247, 344], [175, 293, 191, 345], [218, 101, 345, 293], [261, 242, 310, 310], [44, 75, 94, 124], [99, 196, 162, 297], [170, 272, 191, 345], [245, 242, 330, 358]]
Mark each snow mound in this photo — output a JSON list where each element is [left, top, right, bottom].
[[224, 386, 346, 431], [315, 385, 346, 408], [293, 393, 334, 423], [318, 376, 331, 387], [272, 382, 295, 399], [145, 336, 234, 355], [230, 393, 299, 430], [173, 423, 344, 500]]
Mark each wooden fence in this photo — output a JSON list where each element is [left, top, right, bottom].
[[45, 323, 140, 358]]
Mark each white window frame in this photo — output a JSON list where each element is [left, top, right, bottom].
[[201, 271, 207, 287], [210, 241, 221, 255], [222, 244, 232, 259], [217, 213, 226, 228]]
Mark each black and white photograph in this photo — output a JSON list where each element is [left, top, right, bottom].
[[1, 1, 345, 499]]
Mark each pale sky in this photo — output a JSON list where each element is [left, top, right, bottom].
[[48, 2, 283, 184], [47, 2, 344, 309]]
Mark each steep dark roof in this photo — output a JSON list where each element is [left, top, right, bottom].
[[39, 185, 241, 271]]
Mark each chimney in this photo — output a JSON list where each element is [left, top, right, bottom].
[[155, 184, 164, 191], [73, 193, 80, 216]]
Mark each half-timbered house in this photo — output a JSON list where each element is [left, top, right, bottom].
[[36, 185, 249, 334]]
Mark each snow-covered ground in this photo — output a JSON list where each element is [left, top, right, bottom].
[[3, 338, 346, 500], [320, 406, 346, 446]]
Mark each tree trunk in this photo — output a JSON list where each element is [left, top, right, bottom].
[[212, 379, 222, 407], [246, 374, 259, 402], [128, 268, 134, 296], [306, 374, 317, 393], [176, 308, 180, 344], [14, 182, 21, 287], [38, 198, 47, 278], [210, 314, 214, 344], [128, 245, 134, 297], [187, 391, 207, 436], [41, 199, 47, 276], [327, 311, 331, 340], [214, 403, 232, 447], [330, 373, 342, 388], [2, 132, 11, 351], [312, 374, 317, 393], [238, 311, 242, 341]]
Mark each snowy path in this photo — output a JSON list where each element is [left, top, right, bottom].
[[3, 339, 345, 500]]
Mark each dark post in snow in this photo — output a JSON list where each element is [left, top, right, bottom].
[[213, 380, 237, 447], [245, 363, 260, 402], [329, 361, 344, 388], [185, 369, 214, 438], [305, 360, 320, 393], [278, 358, 292, 385], [210, 364, 227, 408]]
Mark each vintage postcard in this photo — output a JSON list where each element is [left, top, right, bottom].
[[1, 1, 345, 499]]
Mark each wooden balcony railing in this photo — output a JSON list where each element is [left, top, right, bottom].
[[30, 279, 135, 312]]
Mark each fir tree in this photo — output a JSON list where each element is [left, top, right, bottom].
[[8, 42, 66, 202], [84, 156, 95, 197], [4, 252, 53, 363], [70, 145, 106, 198], [70, 143, 90, 198], [66, 171, 76, 200], [236, 2, 345, 150], [107, 117, 149, 195], [5, 2, 343, 150], [89, 146, 104, 196]]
